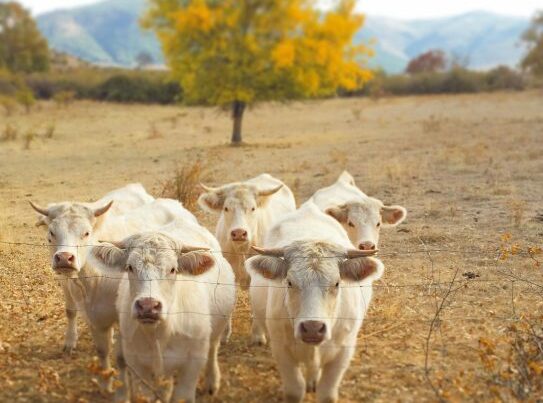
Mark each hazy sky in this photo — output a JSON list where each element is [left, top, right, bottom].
[[14, 0, 542, 19]]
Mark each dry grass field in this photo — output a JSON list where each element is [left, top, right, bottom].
[[0, 91, 542, 402]]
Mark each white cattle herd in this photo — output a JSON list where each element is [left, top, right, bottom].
[[29, 172, 406, 403]]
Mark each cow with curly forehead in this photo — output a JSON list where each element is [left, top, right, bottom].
[[90, 217, 235, 402], [246, 201, 384, 403]]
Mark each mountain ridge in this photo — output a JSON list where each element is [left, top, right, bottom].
[[34, 1, 530, 72]]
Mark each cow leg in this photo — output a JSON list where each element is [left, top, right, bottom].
[[171, 359, 205, 403], [204, 335, 221, 396], [63, 307, 78, 354], [306, 363, 321, 393], [221, 315, 232, 344], [249, 279, 268, 346], [90, 326, 113, 393], [62, 288, 78, 354], [315, 347, 354, 403], [271, 344, 305, 403], [114, 334, 130, 403]]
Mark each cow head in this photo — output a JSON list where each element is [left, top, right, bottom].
[[30, 200, 113, 276], [198, 182, 283, 249], [90, 232, 213, 325], [246, 241, 383, 345], [325, 197, 406, 251]]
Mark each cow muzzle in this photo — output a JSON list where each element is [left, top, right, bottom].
[[299, 320, 327, 345], [52, 252, 78, 274], [358, 241, 376, 251], [134, 298, 162, 324], [230, 228, 248, 242]]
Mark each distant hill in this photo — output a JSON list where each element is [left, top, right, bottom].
[[37, 0, 161, 67], [359, 12, 530, 73], [36, 1, 530, 72]]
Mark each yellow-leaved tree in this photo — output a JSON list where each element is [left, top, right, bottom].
[[143, 0, 372, 144]]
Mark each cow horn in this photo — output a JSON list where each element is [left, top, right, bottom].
[[94, 201, 114, 217], [200, 183, 218, 192], [345, 249, 378, 259], [258, 184, 283, 197], [251, 246, 285, 257], [181, 245, 210, 253], [29, 201, 49, 216]]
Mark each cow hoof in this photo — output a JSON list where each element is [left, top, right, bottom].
[[62, 345, 75, 355], [251, 334, 267, 346], [306, 381, 317, 393]]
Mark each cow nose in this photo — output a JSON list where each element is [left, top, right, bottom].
[[135, 298, 162, 322], [358, 242, 376, 251], [53, 252, 76, 269], [300, 320, 326, 344], [230, 229, 248, 242]]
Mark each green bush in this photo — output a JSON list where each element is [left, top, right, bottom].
[[24, 68, 182, 104], [95, 74, 181, 104]]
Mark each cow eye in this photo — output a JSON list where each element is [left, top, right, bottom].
[[83, 231, 90, 238], [287, 280, 292, 287], [224, 207, 229, 212], [251, 207, 256, 212], [49, 230, 55, 238], [376, 222, 381, 228], [126, 265, 133, 273], [348, 221, 355, 228], [335, 282, 340, 288], [170, 268, 176, 274]]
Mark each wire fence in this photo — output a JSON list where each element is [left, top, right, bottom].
[[0, 238, 541, 400]]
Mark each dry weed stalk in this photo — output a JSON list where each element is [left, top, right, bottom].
[[160, 161, 207, 211]]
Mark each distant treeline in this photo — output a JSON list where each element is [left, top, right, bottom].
[[347, 66, 528, 97], [0, 65, 532, 107]]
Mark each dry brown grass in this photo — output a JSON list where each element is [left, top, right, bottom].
[[0, 92, 542, 402], [1, 124, 17, 142]]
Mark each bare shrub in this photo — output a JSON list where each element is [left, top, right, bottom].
[[16, 89, 36, 113], [160, 161, 207, 211], [23, 130, 36, 150], [1, 124, 18, 142], [43, 123, 56, 139], [329, 148, 348, 169], [53, 90, 76, 108], [148, 122, 163, 140], [422, 115, 441, 133], [507, 199, 526, 227], [0, 96, 17, 116], [479, 319, 543, 401]]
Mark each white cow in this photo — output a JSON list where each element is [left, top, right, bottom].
[[30, 190, 189, 391], [198, 173, 296, 287], [246, 202, 383, 402], [308, 171, 406, 251], [90, 217, 236, 402]]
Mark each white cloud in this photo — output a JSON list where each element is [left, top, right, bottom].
[[15, 0, 543, 18]]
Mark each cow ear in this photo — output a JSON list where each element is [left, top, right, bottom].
[[325, 205, 348, 223], [178, 251, 215, 276], [198, 191, 224, 213], [89, 243, 128, 273], [381, 205, 407, 226], [340, 257, 384, 283], [35, 216, 50, 227], [245, 255, 288, 281]]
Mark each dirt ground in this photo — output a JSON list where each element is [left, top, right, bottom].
[[0, 91, 542, 402]]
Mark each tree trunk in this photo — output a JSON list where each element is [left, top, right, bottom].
[[231, 100, 246, 145]]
